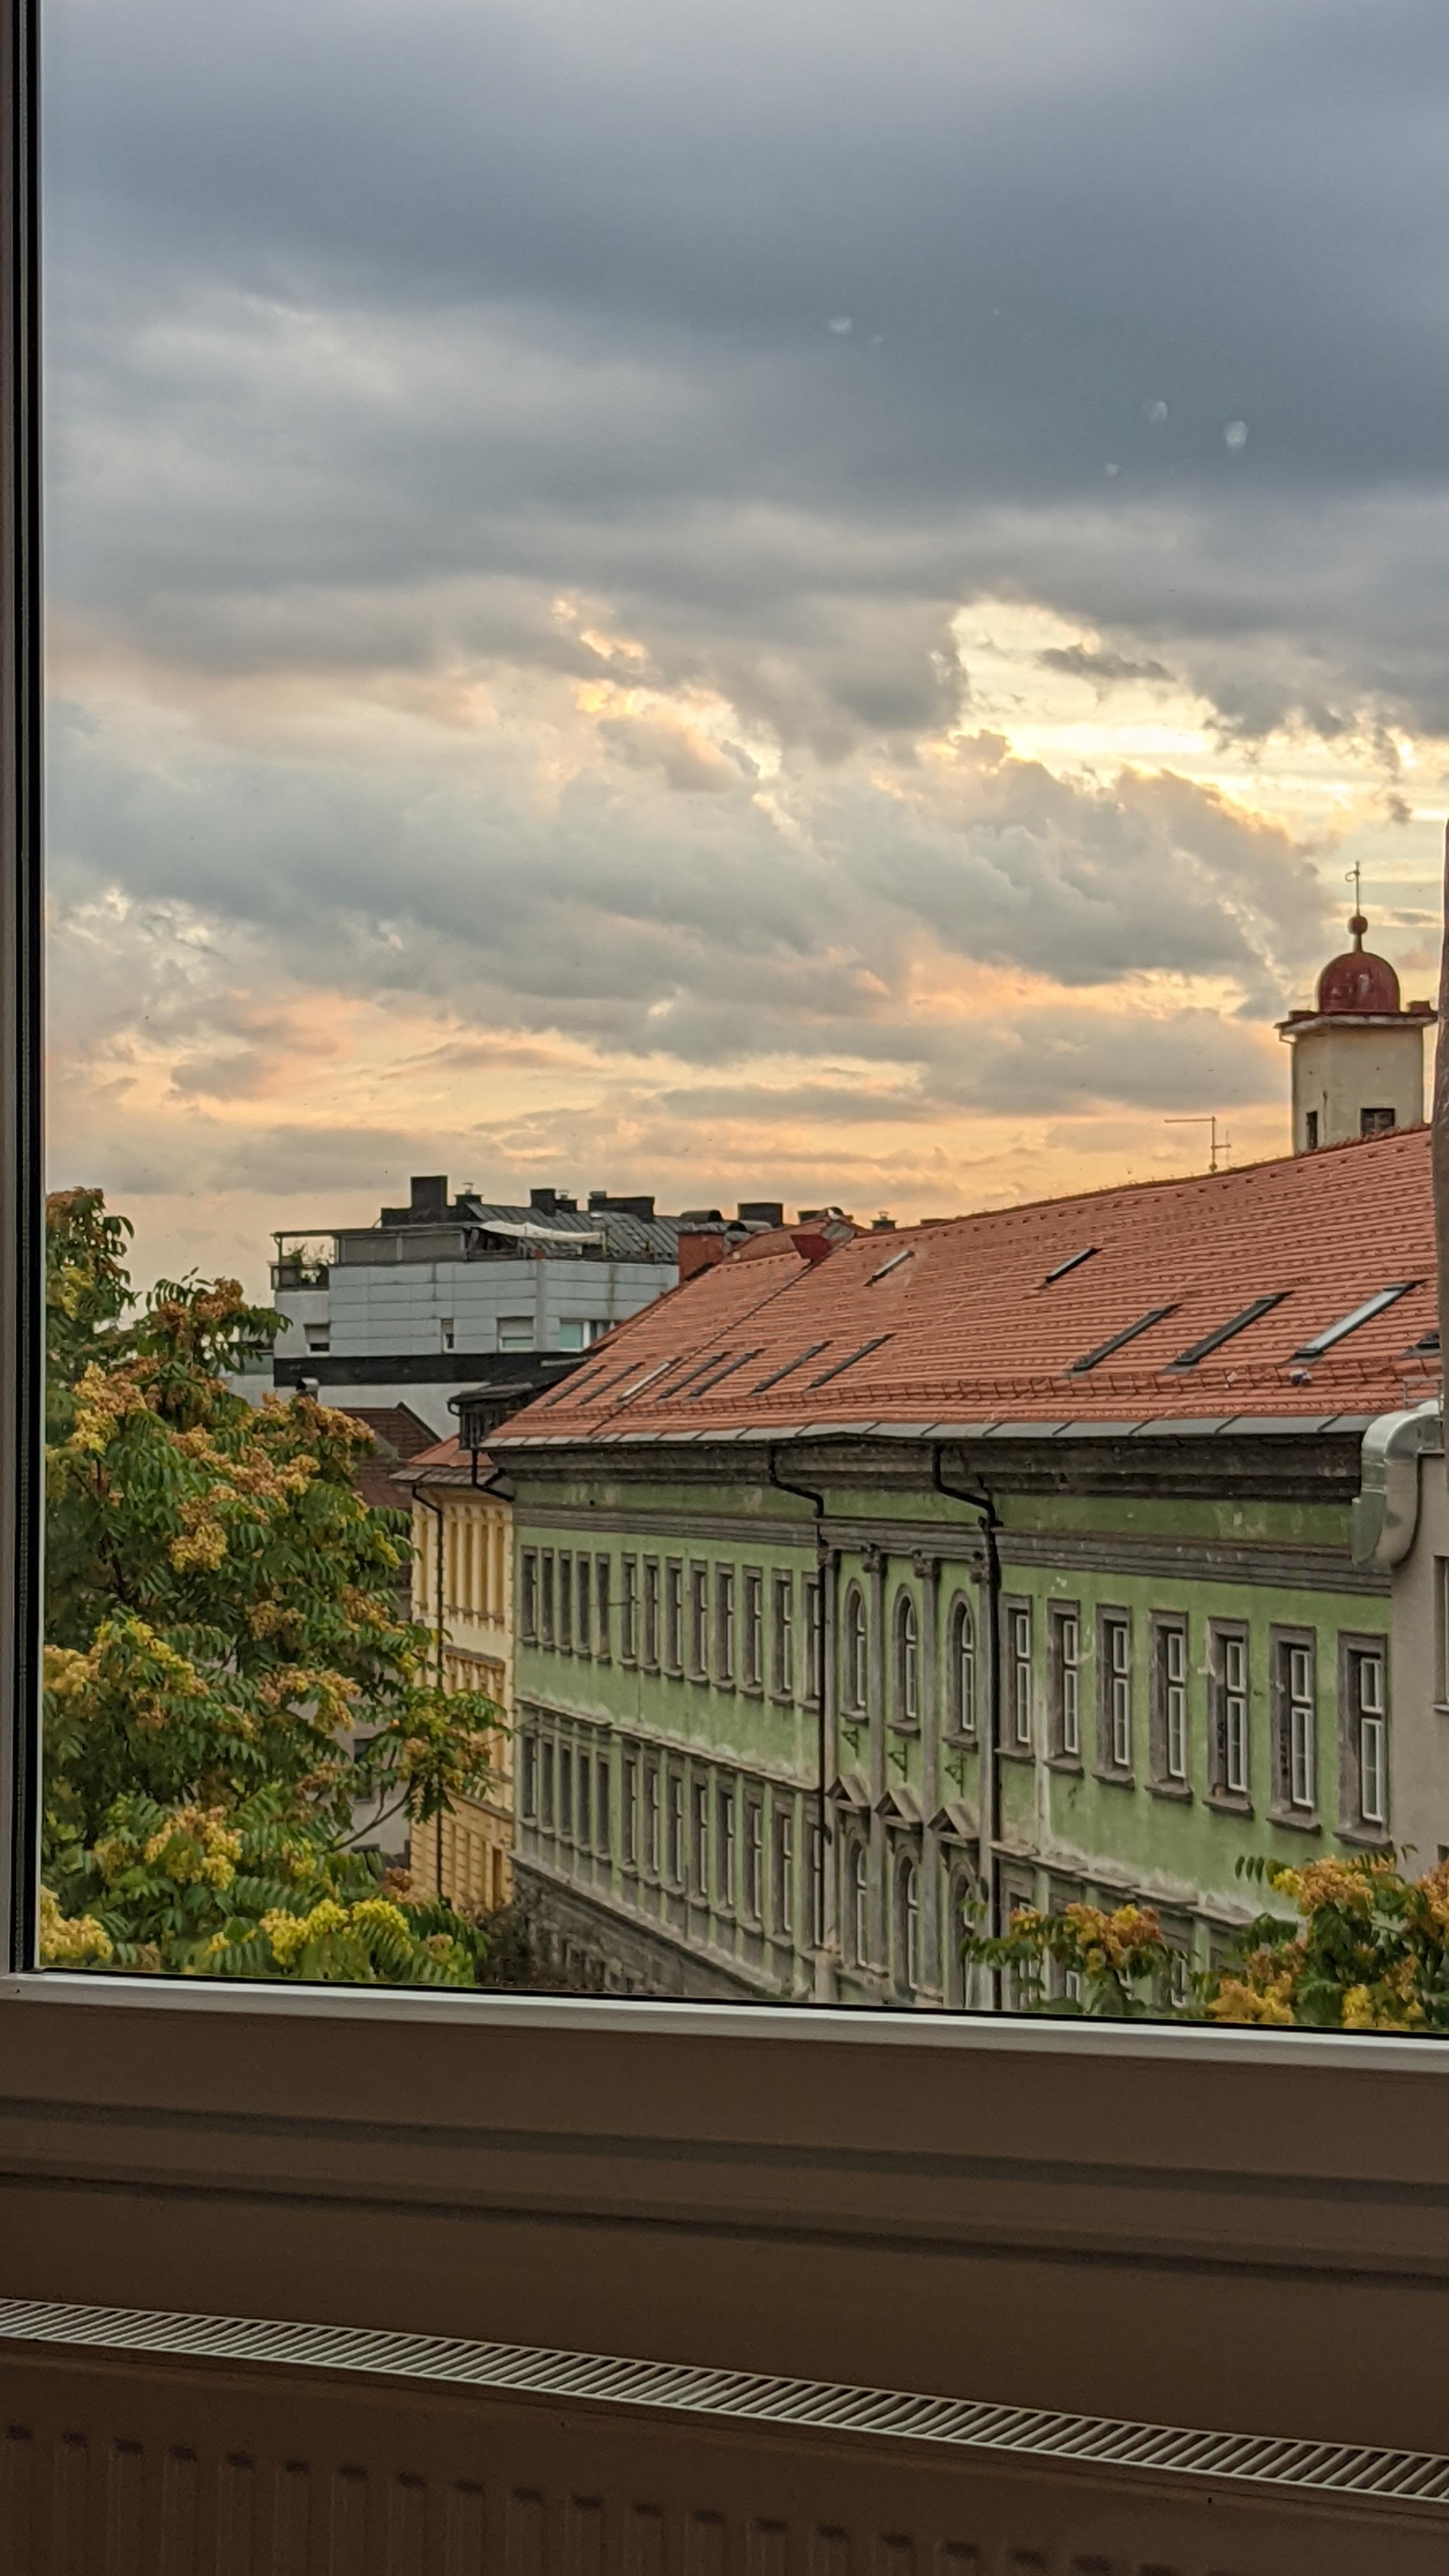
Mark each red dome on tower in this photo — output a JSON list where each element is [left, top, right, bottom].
[[1315, 913, 1402, 1016]]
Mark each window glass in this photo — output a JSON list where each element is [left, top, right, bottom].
[[32, 0, 1442, 2043]]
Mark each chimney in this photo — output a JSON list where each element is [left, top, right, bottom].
[[530, 1186, 560, 1216], [410, 1176, 448, 1221], [678, 1229, 730, 1284], [737, 1200, 785, 1227]]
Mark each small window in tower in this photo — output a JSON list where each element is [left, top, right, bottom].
[[1360, 1107, 1395, 1137], [1305, 1111, 1319, 1149]]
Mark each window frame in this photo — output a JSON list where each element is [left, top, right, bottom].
[[1096, 1606, 1132, 1779], [1269, 1626, 1318, 1826], [1047, 1600, 1082, 1766], [1207, 1618, 1253, 1811], [1339, 1632, 1391, 1841], [1004, 1597, 1034, 1753], [1149, 1612, 1191, 1797], [891, 1585, 920, 1731], [8, 21, 1449, 2465], [946, 1591, 977, 1741]]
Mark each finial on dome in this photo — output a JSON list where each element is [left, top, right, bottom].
[[1346, 859, 1365, 946]]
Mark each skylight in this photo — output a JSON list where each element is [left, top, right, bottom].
[[1291, 1282, 1418, 1359], [1165, 1294, 1287, 1372], [614, 1356, 685, 1402], [656, 1351, 735, 1401], [1043, 1246, 1099, 1286], [1066, 1305, 1175, 1374], [750, 1342, 827, 1393], [684, 1348, 765, 1399], [868, 1247, 914, 1284], [807, 1335, 891, 1388], [574, 1358, 656, 1405]]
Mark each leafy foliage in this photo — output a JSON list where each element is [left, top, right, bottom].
[[967, 1900, 1188, 2019], [966, 1854, 1449, 2032], [41, 1188, 502, 1984]]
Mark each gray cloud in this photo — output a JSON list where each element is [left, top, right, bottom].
[[39, 0, 1449, 1264]]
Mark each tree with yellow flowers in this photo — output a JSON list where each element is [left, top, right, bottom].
[[41, 1187, 502, 1984], [967, 1851, 1449, 2031]]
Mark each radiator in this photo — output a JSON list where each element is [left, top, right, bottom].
[[1, 2300, 1444, 2575]]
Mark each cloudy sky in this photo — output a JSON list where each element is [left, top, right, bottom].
[[42, 0, 1449, 1294]]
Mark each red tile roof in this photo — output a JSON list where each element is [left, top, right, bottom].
[[391, 1433, 496, 1489], [334, 1404, 438, 1508], [493, 1128, 1442, 1448]]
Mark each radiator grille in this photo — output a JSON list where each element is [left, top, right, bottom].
[[3, 2296, 1446, 2517]]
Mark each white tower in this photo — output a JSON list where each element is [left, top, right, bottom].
[[1278, 905, 1434, 1153]]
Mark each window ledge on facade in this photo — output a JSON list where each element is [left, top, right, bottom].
[[1045, 1753, 1084, 1775], [1000, 1744, 1035, 1765], [1266, 1807, 1322, 1836], [1092, 1767, 1135, 1791], [1204, 1791, 1254, 1819], [1337, 1822, 1395, 1850], [1148, 1779, 1193, 1804], [887, 1719, 921, 1737]]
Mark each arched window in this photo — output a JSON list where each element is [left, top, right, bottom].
[[893, 1589, 919, 1726], [948, 1595, 976, 1736], [899, 1855, 921, 1993], [843, 1584, 868, 1713], [850, 1841, 870, 1965]]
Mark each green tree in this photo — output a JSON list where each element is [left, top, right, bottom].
[[41, 1187, 501, 1984]]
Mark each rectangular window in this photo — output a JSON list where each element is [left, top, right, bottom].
[[595, 1752, 611, 1854], [1437, 1559, 1449, 1707], [718, 1783, 737, 1908], [1305, 1108, 1319, 1149], [1099, 1611, 1131, 1772], [692, 1778, 709, 1895], [1049, 1604, 1080, 1758], [803, 1575, 822, 1706], [742, 1570, 764, 1690], [645, 1765, 661, 1874], [667, 1772, 684, 1882], [772, 1572, 795, 1697], [1008, 1604, 1032, 1747], [521, 1733, 538, 1820], [773, 1805, 794, 1936], [1347, 1644, 1389, 1830], [1210, 1626, 1250, 1800], [1152, 1617, 1189, 1786], [746, 1799, 763, 1920], [559, 1744, 574, 1839], [577, 1748, 591, 1848], [642, 1559, 661, 1667], [540, 1738, 555, 1830], [595, 1555, 611, 1660], [540, 1551, 556, 1648], [576, 1554, 592, 1655], [622, 1755, 639, 1867], [558, 1553, 573, 1652], [621, 1556, 640, 1663], [716, 1567, 737, 1685], [1273, 1635, 1316, 1814], [520, 1550, 539, 1644], [689, 1563, 709, 1676], [1360, 1105, 1395, 1137], [498, 1315, 533, 1351], [665, 1560, 684, 1671]]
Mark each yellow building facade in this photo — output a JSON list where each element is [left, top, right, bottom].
[[402, 1457, 516, 1916]]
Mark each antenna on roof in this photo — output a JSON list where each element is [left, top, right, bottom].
[[1164, 1114, 1229, 1174]]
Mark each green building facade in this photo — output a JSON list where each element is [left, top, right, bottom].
[[500, 1419, 1393, 2005]]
